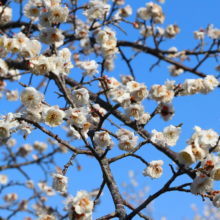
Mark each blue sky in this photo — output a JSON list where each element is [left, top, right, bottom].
[[1, 0, 220, 219]]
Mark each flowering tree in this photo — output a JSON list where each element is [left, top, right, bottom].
[[1, 0, 220, 219]]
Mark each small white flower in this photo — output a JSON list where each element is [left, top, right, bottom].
[[72, 190, 93, 214], [168, 65, 184, 77], [5, 90, 19, 101], [178, 145, 196, 166], [119, 5, 132, 17], [118, 134, 139, 152], [36, 214, 57, 220], [146, 2, 162, 17], [18, 144, 33, 157], [0, 174, 8, 184], [159, 103, 175, 121], [20, 87, 44, 110], [213, 193, 220, 207], [137, 112, 151, 125], [48, 5, 69, 23], [162, 125, 181, 147], [43, 105, 65, 127], [26, 180, 35, 189], [151, 129, 167, 147], [202, 75, 219, 93], [149, 84, 167, 102], [33, 141, 47, 153], [124, 104, 145, 120], [193, 29, 205, 40], [165, 24, 180, 39], [142, 160, 163, 179], [75, 26, 90, 39], [80, 60, 99, 77], [65, 107, 88, 128], [50, 173, 68, 192], [210, 163, 220, 181], [73, 88, 90, 107], [190, 175, 213, 195], [93, 131, 113, 148], [199, 129, 218, 148]]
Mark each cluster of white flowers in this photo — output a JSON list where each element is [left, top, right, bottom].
[[178, 126, 219, 166], [180, 75, 219, 95], [83, 0, 111, 21], [117, 128, 139, 152], [149, 80, 174, 103], [95, 26, 119, 58], [151, 125, 181, 147], [27, 48, 73, 76], [63, 190, 93, 220], [0, 33, 41, 57]]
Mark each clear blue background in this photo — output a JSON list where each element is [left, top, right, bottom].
[[1, 0, 220, 219]]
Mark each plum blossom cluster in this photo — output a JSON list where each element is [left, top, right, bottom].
[[27, 48, 73, 76], [83, 0, 111, 21], [117, 128, 139, 152], [150, 125, 181, 147], [63, 190, 93, 220], [0, 33, 41, 57], [136, 2, 180, 39], [178, 126, 219, 166], [95, 26, 119, 58]]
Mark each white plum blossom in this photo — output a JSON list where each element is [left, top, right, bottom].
[[73, 88, 90, 107], [118, 134, 139, 152], [26, 180, 35, 189], [0, 174, 8, 184], [50, 173, 68, 192], [43, 105, 65, 127], [93, 131, 113, 148], [0, 113, 19, 145], [48, 6, 69, 24], [124, 104, 145, 120], [36, 214, 57, 220], [150, 129, 167, 147], [20, 87, 44, 110], [5, 90, 19, 101], [210, 163, 220, 181], [65, 107, 88, 128], [146, 2, 162, 17], [193, 29, 205, 40], [213, 193, 220, 207], [190, 175, 213, 195], [64, 191, 93, 219], [137, 112, 151, 125], [162, 125, 181, 147], [80, 60, 99, 77], [168, 65, 184, 77], [137, 7, 150, 20], [178, 145, 196, 166], [33, 141, 48, 153], [142, 160, 163, 179], [159, 103, 175, 121], [18, 144, 33, 157], [199, 129, 218, 148], [165, 24, 180, 39], [75, 26, 90, 39], [202, 75, 219, 93], [119, 5, 132, 17]]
